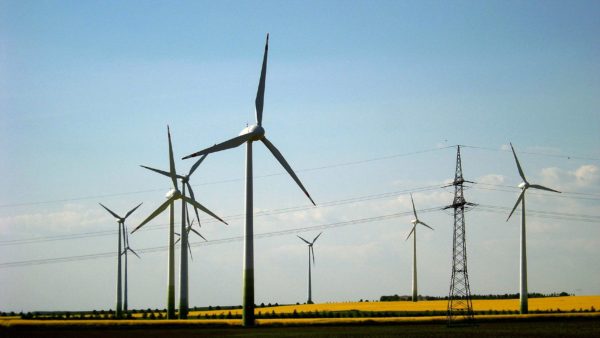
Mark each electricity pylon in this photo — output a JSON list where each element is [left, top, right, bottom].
[[444, 145, 476, 326]]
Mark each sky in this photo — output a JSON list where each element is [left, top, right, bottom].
[[1, 0, 599, 312]]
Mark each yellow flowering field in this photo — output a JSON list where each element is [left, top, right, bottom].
[[188, 296, 600, 317]]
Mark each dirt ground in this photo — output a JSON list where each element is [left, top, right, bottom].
[[2, 318, 600, 338]]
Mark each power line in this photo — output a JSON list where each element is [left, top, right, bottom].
[[0, 146, 453, 208], [0, 184, 446, 246], [0, 208, 439, 268], [460, 144, 600, 162], [2, 202, 598, 269], [475, 204, 600, 223], [2, 182, 598, 247], [469, 184, 600, 201], [3, 143, 598, 208]]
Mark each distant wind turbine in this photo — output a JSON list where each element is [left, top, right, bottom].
[[175, 218, 205, 261], [120, 218, 140, 315], [506, 143, 560, 314], [99, 202, 142, 319], [405, 194, 433, 302], [132, 126, 227, 319], [297, 232, 322, 304], [182, 34, 315, 326]]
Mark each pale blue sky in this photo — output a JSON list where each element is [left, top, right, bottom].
[[1, 0, 599, 312]]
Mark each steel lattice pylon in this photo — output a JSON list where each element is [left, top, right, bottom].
[[445, 145, 476, 326]]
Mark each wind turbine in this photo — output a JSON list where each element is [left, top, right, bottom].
[[175, 218, 205, 261], [99, 202, 142, 319], [405, 194, 433, 302], [131, 126, 227, 319], [297, 232, 322, 304], [121, 219, 140, 316], [182, 34, 315, 326], [506, 142, 560, 314]]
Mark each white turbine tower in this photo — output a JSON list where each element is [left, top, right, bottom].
[[506, 142, 560, 314], [131, 126, 227, 319], [297, 232, 322, 304], [99, 202, 142, 319], [182, 34, 315, 326], [405, 194, 433, 302]]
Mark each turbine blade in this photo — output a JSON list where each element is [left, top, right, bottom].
[[311, 245, 316, 266], [312, 232, 323, 244], [140, 165, 183, 180], [418, 221, 434, 230], [188, 241, 193, 260], [255, 33, 269, 126], [124, 202, 143, 220], [99, 203, 121, 220], [181, 195, 228, 225], [184, 200, 191, 228], [529, 184, 561, 194], [410, 193, 418, 219], [123, 228, 130, 248], [189, 226, 207, 241], [131, 197, 175, 233], [128, 247, 141, 259], [175, 237, 181, 245], [189, 154, 208, 176], [405, 226, 415, 241], [506, 190, 525, 221], [261, 137, 315, 206], [182, 134, 252, 159], [187, 183, 201, 226], [297, 235, 311, 245], [167, 126, 179, 190], [510, 142, 528, 183]]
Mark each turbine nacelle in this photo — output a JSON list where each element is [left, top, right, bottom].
[[165, 188, 181, 199], [239, 124, 265, 141], [411, 219, 418, 225], [518, 182, 528, 189]]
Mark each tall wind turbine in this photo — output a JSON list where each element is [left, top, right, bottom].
[[405, 194, 433, 302], [506, 143, 560, 314], [182, 34, 315, 326], [131, 126, 227, 319], [99, 202, 142, 319], [297, 232, 322, 304]]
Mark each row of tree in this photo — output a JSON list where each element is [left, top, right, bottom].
[[7, 305, 597, 320], [380, 292, 572, 302]]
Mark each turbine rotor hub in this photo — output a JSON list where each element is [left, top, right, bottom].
[[165, 188, 181, 199], [239, 124, 265, 141]]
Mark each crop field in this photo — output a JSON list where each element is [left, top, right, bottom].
[[188, 296, 600, 317], [2, 314, 600, 337], [2, 296, 600, 337]]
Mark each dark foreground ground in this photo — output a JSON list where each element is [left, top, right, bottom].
[[3, 318, 600, 338]]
